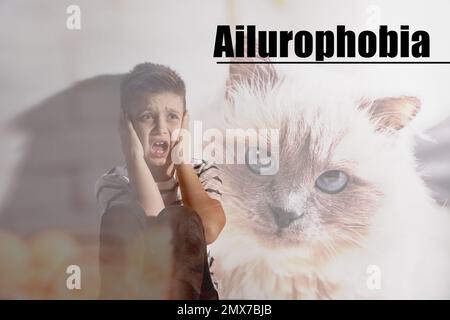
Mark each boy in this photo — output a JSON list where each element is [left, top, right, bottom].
[[94, 63, 226, 299]]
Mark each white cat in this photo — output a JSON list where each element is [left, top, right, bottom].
[[208, 59, 450, 299]]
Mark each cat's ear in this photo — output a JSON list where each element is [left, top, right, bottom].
[[359, 96, 421, 131], [226, 37, 278, 100]]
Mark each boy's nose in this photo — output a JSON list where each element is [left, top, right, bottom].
[[153, 117, 169, 134]]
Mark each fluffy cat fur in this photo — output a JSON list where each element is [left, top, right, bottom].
[[207, 61, 450, 299]]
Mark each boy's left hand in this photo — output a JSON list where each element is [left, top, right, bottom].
[[119, 110, 145, 161], [180, 110, 190, 132], [171, 111, 191, 165]]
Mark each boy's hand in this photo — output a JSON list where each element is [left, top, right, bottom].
[[171, 111, 190, 166], [119, 111, 144, 160]]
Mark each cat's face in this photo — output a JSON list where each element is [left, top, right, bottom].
[[222, 106, 383, 251], [219, 62, 420, 258]]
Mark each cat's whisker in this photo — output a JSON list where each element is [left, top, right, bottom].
[[336, 231, 365, 249], [342, 223, 368, 228], [321, 240, 339, 260]]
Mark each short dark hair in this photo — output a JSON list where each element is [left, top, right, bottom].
[[120, 62, 186, 112]]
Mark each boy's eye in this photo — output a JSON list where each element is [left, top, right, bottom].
[[139, 113, 153, 121]]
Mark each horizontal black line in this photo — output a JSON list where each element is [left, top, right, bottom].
[[217, 61, 450, 64]]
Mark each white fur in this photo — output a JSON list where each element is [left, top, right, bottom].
[[208, 66, 450, 299]]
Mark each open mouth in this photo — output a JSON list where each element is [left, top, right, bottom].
[[150, 140, 169, 158]]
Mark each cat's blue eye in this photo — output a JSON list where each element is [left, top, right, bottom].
[[245, 147, 272, 175], [315, 170, 349, 194]]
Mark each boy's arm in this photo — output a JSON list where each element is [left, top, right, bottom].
[[174, 112, 226, 244], [176, 163, 226, 244], [126, 155, 164, 217], [119, 111, 165, 217]]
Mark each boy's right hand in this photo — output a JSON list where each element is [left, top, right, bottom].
[[119, 111, 144, 161]]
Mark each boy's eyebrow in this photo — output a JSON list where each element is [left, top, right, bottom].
[[136, 104, 154, 113], [165, 107, 182, 114]]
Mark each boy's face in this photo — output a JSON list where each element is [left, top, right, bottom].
[[127, 91, 185, 167]]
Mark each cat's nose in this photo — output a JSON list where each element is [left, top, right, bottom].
[[269, 205, 303, 229]]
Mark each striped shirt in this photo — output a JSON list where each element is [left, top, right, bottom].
[[94, 159, 223, 213], [94, 158, 223, 291]]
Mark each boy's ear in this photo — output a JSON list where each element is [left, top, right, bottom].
[[226, 36, 278, 100], [359, 96, 421, 131]]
